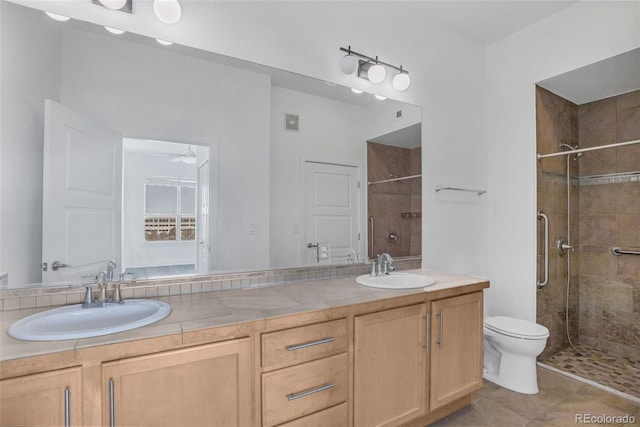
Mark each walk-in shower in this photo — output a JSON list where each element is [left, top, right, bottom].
[[535, 83, 640, 402]]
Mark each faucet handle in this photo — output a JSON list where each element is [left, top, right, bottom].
[[83, 285, 93, 306], [113, 283, 124, 304]]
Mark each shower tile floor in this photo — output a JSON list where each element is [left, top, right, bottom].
[[541, 343, 640, 400]]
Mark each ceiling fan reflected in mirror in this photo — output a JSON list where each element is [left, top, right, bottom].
[[154, 145, 197, 164]]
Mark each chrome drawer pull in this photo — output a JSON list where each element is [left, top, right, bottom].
[[64, 387, 70, 427], [286, 337, 335, 351], [287, 383, 335, 401], [109, 378, 115, 427]]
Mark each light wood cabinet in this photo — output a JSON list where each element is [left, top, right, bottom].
[[260, 319, 348, 427], [430, 292, 483, 410], [354, 303, 428, 427], [261, 318, 347, 370], [101, 338, 251, 427], [0, 366, 82, 427]]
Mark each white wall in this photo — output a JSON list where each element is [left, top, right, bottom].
[[0, 2, 61, 287], [58, 26, 272, 272], [485, 1, 640, 320], [122, 149, 197, 270]]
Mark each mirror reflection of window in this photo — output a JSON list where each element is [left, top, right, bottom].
[[144, 180, 196, 242]]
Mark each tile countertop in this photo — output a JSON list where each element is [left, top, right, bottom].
[[0, 269, 488, 362]]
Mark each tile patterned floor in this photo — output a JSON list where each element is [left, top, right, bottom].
[[541, 344, 640, 400], [430, 367, 640, 426]]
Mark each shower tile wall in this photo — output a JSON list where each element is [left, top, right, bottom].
[[577, 89, 640, 357], [367, 142, 421, 259], [536, 86, 579, 359]]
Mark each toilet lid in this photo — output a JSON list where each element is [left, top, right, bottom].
[[484, 316, 549, 339]]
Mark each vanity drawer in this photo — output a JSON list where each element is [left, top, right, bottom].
[[275, 402, 348, 427], [262, 353, 348, 427], [262, 319, 347, 369]]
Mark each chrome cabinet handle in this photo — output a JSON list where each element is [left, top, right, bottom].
[[51, 261, 69, 271], [286, 337, 335, 351], [109, 378, 115, 427], [287, 383, 335, 401], [423, 313, 430, 352], [64, 387, 70, 427], [436, 310, 444, 349]]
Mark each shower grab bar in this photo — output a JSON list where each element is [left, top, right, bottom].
[[611, 247, 640, 256], [368, 216, 374, 257], [434, 185, 486, 195], [537, 211, 549, 289]]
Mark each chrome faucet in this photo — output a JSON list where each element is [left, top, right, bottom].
[[378, 253, 395, 275], [370, 252, 395, 276], [82, 270, 124, 308], [106, 260, 117, 282]]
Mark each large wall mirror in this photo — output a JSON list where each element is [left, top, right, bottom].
[[0, 1, 422, 289]]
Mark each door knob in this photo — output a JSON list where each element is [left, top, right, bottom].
[[51, 261, 69, 271]]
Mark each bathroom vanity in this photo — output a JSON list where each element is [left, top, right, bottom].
[[0, 270, 488, 426]]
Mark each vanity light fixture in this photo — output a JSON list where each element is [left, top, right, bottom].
[[156, 38, 174, 46], [339, 46, 410, 91], [351, 88, 364, 94], [392, 67, 411, 92], [98, 0, 127, 10], [153, 0, 182, 24], [374, 94, 387, 101], [45, 11, 71, 22], [92, 0, 132, 13], [104, 26, 125, 35], [340, 47, 359, 74]]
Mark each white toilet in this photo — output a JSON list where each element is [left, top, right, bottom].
[[483, 316, 549, 394]]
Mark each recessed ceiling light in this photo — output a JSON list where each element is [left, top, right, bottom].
[[156, 38, 173, 46], [104, 26, 125, 35], [45, 11, 70, 22]]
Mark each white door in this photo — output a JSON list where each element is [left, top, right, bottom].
[[197, 161, 210, 273], [304, 161, 360, 265], [42, 100, 122, 284]]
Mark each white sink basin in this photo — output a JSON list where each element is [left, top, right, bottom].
[[8, 299, 172, 341], [356, 272, 435, 289]]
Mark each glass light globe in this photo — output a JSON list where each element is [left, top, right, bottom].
[[156, 38, 174, 46], [367, 63, 386, 84], [153, 0, 182, 24], [340, 54, 358, 74], [45, 11, 70, 22], [99, 0, 127, 10], [392, 72, 411, 91], [351, 88, 363, 94], [374, 94, 387, 101], [104, 26, 125, 35]]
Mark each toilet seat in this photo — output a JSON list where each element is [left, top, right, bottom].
[[484, 316, 549, 339]]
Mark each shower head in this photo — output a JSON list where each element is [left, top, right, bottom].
[[559, 143, 578, 151], [559, 143, 584, 160]]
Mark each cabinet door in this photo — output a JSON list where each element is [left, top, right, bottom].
[[0, 366, 82, 427], [430, 292, 483, 410], [102, 338, 251, 427], [354, 303, 428, 427]]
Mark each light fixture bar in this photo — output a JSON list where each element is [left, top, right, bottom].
[[339, 46, 408, 74]]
